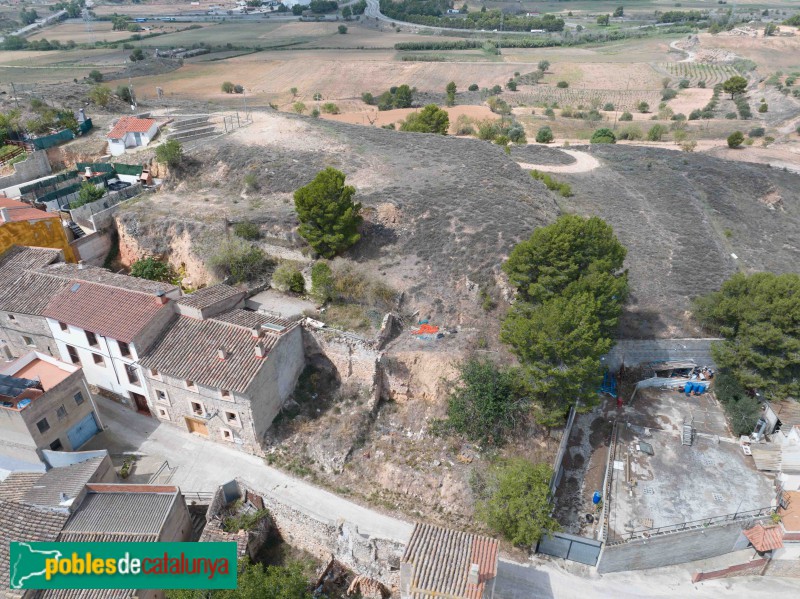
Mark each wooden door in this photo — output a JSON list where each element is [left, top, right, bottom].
[[131, 392, 151, 417], [185, 417, 208, 436]]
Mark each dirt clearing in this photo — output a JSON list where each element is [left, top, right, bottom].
[[517, 149, 601, 174]]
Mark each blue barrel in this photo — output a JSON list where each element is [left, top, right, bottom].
[[592, 491, 602, 505]]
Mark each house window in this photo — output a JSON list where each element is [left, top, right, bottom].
[[185, 380, 197, 391], [49, 439, 63, 451], [74, 391, 84, 405], [56, 405, 68, 421], [156, 389, 169, 404], [190, 401, 205, 417], [157, 407, 170, 420], [225, 411, 241, 427], [36, 418, 50, 433], [58, 321, 68, 331], [23, 336, 35, 347], [92, 353, 105, 366], [7, 314, 15, 322], [118, 341, 131, 358], [220, 389, 233, 401], [86, 331, 99, 348], [66, 345, 80, 365], [220, 429, 233, 442], [125, 364, 140, 386]]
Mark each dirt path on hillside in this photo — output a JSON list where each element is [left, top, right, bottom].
[[517, 149, 601, 173]]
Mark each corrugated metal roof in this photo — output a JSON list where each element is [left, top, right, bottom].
[[139, 311, 295, 393], [60, 491, 177, 537], [781, 444, 800, 474], [743, 523, 784, 552], [24, 457, 107, 508], [177, 284, 244, 309], [42, 281, 172, 343], [771, 400, 800, 429], [402, 523, 499, 599], [40, 589, 136, 598]]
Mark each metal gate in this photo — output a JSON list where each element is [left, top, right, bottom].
[[537, 532, 602, 566], [67, 411, 99, 449]]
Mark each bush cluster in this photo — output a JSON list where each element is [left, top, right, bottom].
[[531, 169, 572, 197]]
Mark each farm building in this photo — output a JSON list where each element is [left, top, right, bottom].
[[107, 117, 159, 156]]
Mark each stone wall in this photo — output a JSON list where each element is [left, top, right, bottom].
[[0, 313, 58, 359], [303, 328, 382, 394], [0, 151, 51, 197], [237, 477, 404, 589]]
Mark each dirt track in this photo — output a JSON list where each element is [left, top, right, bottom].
[[517, 149, 601, 173]]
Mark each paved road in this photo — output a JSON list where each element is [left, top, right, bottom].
[[85, 397, 795, 598]]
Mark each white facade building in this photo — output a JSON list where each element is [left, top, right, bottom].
[[107, 117, 159, 157]]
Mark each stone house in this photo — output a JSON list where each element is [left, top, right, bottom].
[[0, 351, 103, 471], [0, 246, 65, 359], [138, 285, 305, 453], [41, 270, 179, 415]]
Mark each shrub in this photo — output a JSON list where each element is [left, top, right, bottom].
[[637, 101, 649, 113], [661, 88, 678, 101], [688, 109, 702, 120], [544, 108, 555, 118], [310, 261, 334, 302], [321, 102, 340, 114], [556, 81, 568, 88], [88, 70, 103, 83], [506, 80, 517, 91], [617, 125, 643, 141], [71, 182, 105, 208], [535, 126, 553, 144], [678, 79, 690, 89], [603, 102, 614, 111], [468, 83, 479, 91], [619, 111, 633, 121], [156, 140, 183, 167], [647, 124, 667, 141], [233, 220, 260, 240], [208, 238, 270, 283], [507, 124, 526, 144], [233, 84, 244, 94], [454, 115, 475, 136], [399, 104, 449, 135], [725, 112, 737, 119], [476, 459, 558, 546], [116, 85, 133, 103], [727, 131, 744, 148], [130, 257, 172, 282], [310, 108, 320, 118], [338, 24, 348, 34], [272, 263, 305, 294], [129, 48, 144, 62], [748, 127, 765, 138], [590, 127, 616, 144], [361, 92, 374, 105], [714, 371, 762, 436], [531, 169, 572, 197], [292, 102, 306, 114], [88, 85, 111, 107], [221, 81, 234, 93], [758, 103, 768, 113]]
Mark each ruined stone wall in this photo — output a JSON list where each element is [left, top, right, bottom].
[[302, 328, 381, 394], [240, 476, 404, 590]]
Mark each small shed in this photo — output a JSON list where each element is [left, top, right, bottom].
[[107, 117, 159, 156]]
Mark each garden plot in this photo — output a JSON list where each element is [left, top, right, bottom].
[[509, 86, 662, 112], [661, 62, 739, 87]]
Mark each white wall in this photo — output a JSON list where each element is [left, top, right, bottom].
[[46, 318, 149, 402], [108, 139, 126, 157]]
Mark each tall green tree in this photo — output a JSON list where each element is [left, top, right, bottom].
[[394, 84, 413, 108], [445, 81, 456, 107], [294, 167, 362, 258], [441, 359, 528, 445], [502, 214, 627, 305], [694, 272, 800, 400], [502, 292, 613, 425], [477, 458, 558, 546], [399, 104, 449, 135], [722, 75, 748, 98]]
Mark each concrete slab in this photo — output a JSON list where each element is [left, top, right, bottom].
[[606, 389, 776, 541], [245, 290, 316, 320]]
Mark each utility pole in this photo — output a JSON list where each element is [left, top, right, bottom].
[[10, 82, 19, 109], [242, 88, 248, 119]]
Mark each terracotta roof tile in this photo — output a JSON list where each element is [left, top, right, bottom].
[[177, 284, 244, 309], [0, 271, 71, 316], [139, 310, 295, 393], [42, 281, 172, 343], [0, 472, 42, 502], [0, 197, 59, 222], [743, 522, 784, 552], [402, 523, 499, 599], [107, 116, 157, 139], [38, 262, 179, 295]]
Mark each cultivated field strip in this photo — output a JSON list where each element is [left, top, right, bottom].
[[509, 87, 662, 111], [661, 62, 739, 86]]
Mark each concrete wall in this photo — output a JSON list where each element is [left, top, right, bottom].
[[158, 494, 194, 542], [0, 151, 51, 196], [0, 218, 77, 263], [597, 520, 760, 574], [0, 313, 58, 359], [603, 338, 721, 371], [71, 231, 111, 266]]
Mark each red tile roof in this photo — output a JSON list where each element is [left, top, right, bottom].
[[42, 280, 171, 343], [744, 522, 784, 552], [107, 116, 157, 139], [0, 197, 59, 223]]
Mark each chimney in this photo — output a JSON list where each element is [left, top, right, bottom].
[[249, 328, 260, 339], [155, 290, 168, 305], [77, 260, 86, 270], [254, 342, 266, 359], [217, 348, 227, 360], [84, 166, 93, 179], [0, 207, 9, 223], [467, 564, 480, 586]]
